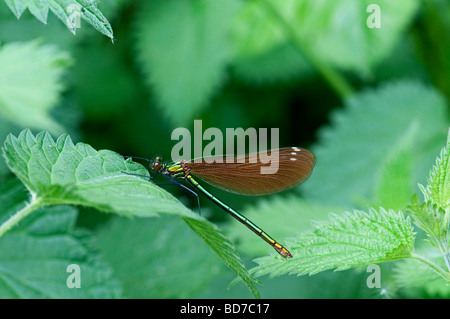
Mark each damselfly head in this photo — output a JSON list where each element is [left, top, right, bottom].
[[151, 156, 163, 172]]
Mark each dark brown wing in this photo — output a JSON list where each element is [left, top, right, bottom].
[[186, 147, 315, 195]]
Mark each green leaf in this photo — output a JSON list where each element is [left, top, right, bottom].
[[251, 208, 415, 278], [4, 0, 113, 39], [303, 81, 449, 208], [393, 246, 450, 298], [373, 123, 417, 210], [0, 41, 72, 134], [225, 195, 342, 256], [2, 129, 182, 217], [0, 178, 29, 225], [2, 129, 260, 298], [412, 128, 450, 252], [0, 180, 121, 298], [231, 0, 419, 76], [232, 42, 313, 85], [420, 128, 450, 210], [183, 216, 260, 299], [407, 194, 449, 248], [135, 0, 239, 125], [394, 258, 443, 290], [95, 215, 226, 298]]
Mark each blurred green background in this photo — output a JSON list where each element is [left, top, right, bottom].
[[0, 0, 449, 298]]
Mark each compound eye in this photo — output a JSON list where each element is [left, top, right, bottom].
[[152, 162, 161, 171], [151, 156, 163, 171]]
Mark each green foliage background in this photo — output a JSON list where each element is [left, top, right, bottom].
[[0, 0, 449, 298]]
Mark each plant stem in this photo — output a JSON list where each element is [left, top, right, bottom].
[[437, 239, 450, 272], [411, 253, 450, 283], [260, 0, 354, 99], [0, 193, 42, 238]]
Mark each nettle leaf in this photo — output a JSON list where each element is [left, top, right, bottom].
[[4, 0, 113, 39], [251, 208, 415, 278], [96, 215, 231, 298], [408, 195, 449, 248], [420, 128, 450, 209], [373, 123, 416, 210], [1, 129, 260, 298], [135, 0, 239, 125], [303, 81, 449, 208], [2, 129, 181, 217], [413, 128, 450, 247], [232, 42, 313, 85], [0, 180, 121, 298], [182, 216, 261, 299], [95, 215, 223, 298], [394, 257, 450, 298], [0, 41, 72, 134], [231, 0, 419, 76], [225, 195, 341, 257]]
